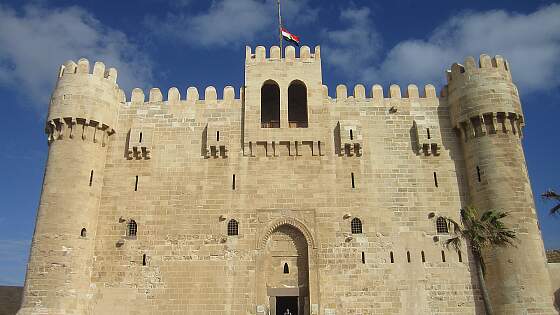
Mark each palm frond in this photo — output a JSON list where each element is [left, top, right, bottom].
[[448, 207, 516, 256], [542, 190, 560, 216], [550, 203, 560, 216], [445, 236, 462, 252], [445, 217, 462, 235], [542, 190, 560, 201]]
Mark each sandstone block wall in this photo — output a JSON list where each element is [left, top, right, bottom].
[[18, 45, 556, 315]]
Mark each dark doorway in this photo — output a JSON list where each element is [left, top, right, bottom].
[[276, 296, 298, 315]]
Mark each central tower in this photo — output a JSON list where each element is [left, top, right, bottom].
[[243, 45, 326, 157]]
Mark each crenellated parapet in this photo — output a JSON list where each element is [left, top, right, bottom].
[[444, 54, 524, 142], [245, 45, 320, 63], [128, 85, 240, 106], [444, 54, 511, 84], [327, 83, 438, 100], [58, 58, 118, 83]]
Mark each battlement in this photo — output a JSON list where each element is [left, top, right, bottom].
[[127, 86, 240, 106], [325, 83, 438, 100], [58, 58, 118, 84], [245, 45, 320, 63], [445, 54, 510, 84]]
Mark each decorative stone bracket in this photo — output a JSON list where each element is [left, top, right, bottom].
[[456, 112, 524, 142], [46, 117, 114, 147], [334, 121, 362, 157], [412, 121, 440, 156], [203, 124, 228, 158], [243, 140, 324, 157], [127, 125, 152, 159]]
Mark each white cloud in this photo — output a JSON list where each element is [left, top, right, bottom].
[[0, 4, 153, 108], [323, 4, 560, 93], [321, 7, 381, 78], [147, 0, 318, 47]]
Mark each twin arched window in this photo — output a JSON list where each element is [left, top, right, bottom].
[[227, 219, 239, 236], [351, 218, 362, 234], [261, 80, 308, 128]]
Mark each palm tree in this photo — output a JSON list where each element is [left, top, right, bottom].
[[442, 206, 517, 315], [542, 190, 560, 216]]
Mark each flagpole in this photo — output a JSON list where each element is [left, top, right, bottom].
[[277, 0, 283, 56]]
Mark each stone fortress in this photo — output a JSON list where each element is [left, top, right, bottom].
[[18, 45, 558, 315]]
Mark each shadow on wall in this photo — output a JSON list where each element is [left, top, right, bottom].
[[0, 286, 23, 315], [555, 288, 560, 312]]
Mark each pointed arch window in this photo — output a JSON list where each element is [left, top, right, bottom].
[[288, 80, 308, 128], [351, 217, 362, 234], [227, 219, 239, 236], [436, 217, 448, 234], [261, 80, 280, 128]]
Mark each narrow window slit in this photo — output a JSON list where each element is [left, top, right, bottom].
[[89, 170, 94, 186], [427, 128, 431, 139], [142, 254, 147, 266], [441, 250, 446, 262], [232, 174, 236, 190], [421, 251, 426, 263], [135, 176, 139, 191], [433, 172, 438, 187], [407, 251, 411, 263], [216, 131, 220, 142], [390, 251, 394, 263], [351, 173, 355, 189], [139, 132, 143, 143], [458, 250, 463, 262], [350, 129, 353, 140], [476, 166, 481, 183], [283, 263, 289, 274], [361, 252, 365, 264]]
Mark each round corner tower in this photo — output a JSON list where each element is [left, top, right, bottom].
[[446, 54, 555, 314], [18, 58, 121, 314]]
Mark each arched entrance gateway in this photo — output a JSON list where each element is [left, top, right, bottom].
[[256, 219, 318, 315]]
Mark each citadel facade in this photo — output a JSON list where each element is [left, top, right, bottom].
[[18, 45, 556, 314]]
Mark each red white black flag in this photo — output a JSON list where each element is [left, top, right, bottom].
[[281, 27, 300, 46]]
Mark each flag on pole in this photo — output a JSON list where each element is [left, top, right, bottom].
[[281, 27, 300, 46]]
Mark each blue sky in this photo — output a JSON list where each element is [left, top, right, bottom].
[[0, 0, 559, 285]]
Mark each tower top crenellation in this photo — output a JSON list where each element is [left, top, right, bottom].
[[58, 58, 118, 84], [445, 54, 511, 84], [245, 45, 320, 63]]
